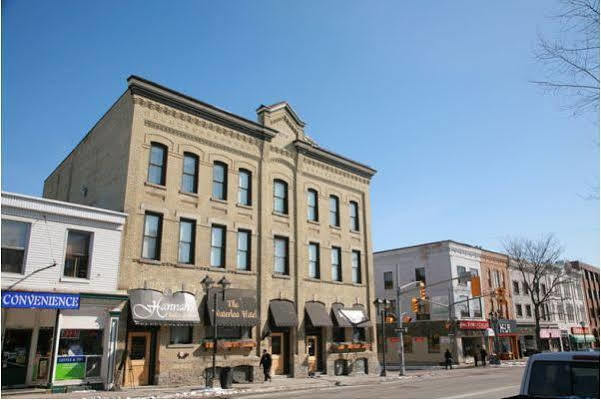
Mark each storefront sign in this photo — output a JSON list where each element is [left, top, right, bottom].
[[540, 328, 561, 338], [414, 337, 426, 343], [1, 291, 80, 309], [55, 356, 85, 380], [459, 320, 489, 330], [129, 289, 200, 325], [496, 319, 517, 335], [207, 288, 259, 327], [571, 326, 590, 335]]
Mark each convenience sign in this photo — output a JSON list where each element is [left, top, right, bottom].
[[1, 291, 80, 309]]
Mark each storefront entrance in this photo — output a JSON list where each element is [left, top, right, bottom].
[[125, 332, 151, 387], [270, 332, 286, 375], [1, 329, 32, 387], [306, 335, 320, 373]]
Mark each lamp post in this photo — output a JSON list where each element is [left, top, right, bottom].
[[374, 298, 391, 377], [201, 275, 231, 387], [489, 311, 500, 355], [580, 321, 588, 349]]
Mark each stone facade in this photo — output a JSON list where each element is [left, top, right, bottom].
[[573, 261, 600, 347], [43, 76, 378, 386]]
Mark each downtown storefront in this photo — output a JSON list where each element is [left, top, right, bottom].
[[1, 290, 125, 390]]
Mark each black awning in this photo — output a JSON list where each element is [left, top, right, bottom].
[[129, 289, 200, 326], [269, 300, 298, 327], [331, 303, 352, 327], [332, 303, 371, 327], [305, 301, 332, 327], [206, 288, 258, 327]]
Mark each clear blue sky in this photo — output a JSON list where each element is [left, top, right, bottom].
[[2, 1, 599, 265]]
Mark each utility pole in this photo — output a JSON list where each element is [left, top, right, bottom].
[[396, 264, 405, 376]]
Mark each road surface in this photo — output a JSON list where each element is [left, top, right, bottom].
[[233, 366, 524, 399]]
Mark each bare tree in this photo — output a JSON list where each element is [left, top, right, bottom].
[[504, 234, 576, 350], [533, 0, 600, 115]]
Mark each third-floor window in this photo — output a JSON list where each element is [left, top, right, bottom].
[[212, 162, 228, 200], [307, 189, 318, 222], [238, 169, 252, 206], [273, 180, 288, 214], [349, 201, 359, 231], [148, 143, 167, 185], [329, 195, 340, 227], [181, 153, 199, 194]]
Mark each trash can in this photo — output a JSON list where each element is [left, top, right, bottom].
[[220, 367, 233, 389]]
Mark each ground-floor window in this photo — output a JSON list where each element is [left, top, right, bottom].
[[352, 327, 366, 342], [428, 334, 440, 353], [207, 326, 252, 339], [56, 329, 103, 380], [333, 327, 345, 342], [170, 326, 193, 344]]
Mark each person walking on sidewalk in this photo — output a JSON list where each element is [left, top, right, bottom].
[[259, 349, 272, 382], [444, 349, 453, 370], [473, 347, 479, 367], [479, 346, 488, 367]]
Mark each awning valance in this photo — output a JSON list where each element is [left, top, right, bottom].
[[332, 303, 370, 327], [129, 289, 200, 326], [206, 288, 258, 327], [269, 300, 298, 327], [570, 334, 596, 344], [305, 301, 332, 327]]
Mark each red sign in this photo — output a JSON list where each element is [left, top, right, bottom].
[[459, 320, 489, 330], [414, 337, 426, 343], [389, 337, 400, 343], [571, 326, 590, 335]]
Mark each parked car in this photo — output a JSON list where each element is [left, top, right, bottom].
[[509, 351, 599, 398]]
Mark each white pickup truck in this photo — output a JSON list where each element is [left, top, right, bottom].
[[511, 351, 599, 398]]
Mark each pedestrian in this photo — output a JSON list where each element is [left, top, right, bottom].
[[473, 347, 479, 367], [480, 346, 488, 367], [444, 349, 453, 370], [259, 349, 272, 382]]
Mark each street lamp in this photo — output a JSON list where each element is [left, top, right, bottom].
[[580, 321, 588, 349], [374, 298, 391, 377], [201, 275, 231, 387], [488, 311, 500, 355]]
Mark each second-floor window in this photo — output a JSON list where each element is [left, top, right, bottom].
[[309, 243, 320, 279], [181, 153, 199, 193], [415, 267, 426, 285], [307, 189, 318, 222], [273, 180, 288, 214], [178, 219, 195, 264], [352, 250, 361, 284], [274, 236, 289, 275], [349, 201, 359, 231], [329, 195, 339, 227], [384, 271, 393, 289], [142, 212, 162, 260], [210, 225, 226, 268], [331, 246, 342, 281], [64, 231, 92, 279], [238, 169, 252, 206], [513, 280, 520, 295], [1, 219, 30, 274], [457, 266, 467, 285], [212, 162, 228, 200], [516, 304, 523, 317], [236, 230, 251, 271], [526, 304, 532, 317], [522, 281, 529, 294], [148, 143, 167, 185]]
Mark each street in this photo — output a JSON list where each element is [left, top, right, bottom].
[[231, 366, 524, 399]]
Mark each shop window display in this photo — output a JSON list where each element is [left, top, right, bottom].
[[56, 329, 103, 381]]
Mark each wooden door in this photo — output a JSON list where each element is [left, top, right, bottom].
[[306, 335, 318, 373], [125, 332, 151, 387], [270, 333, 284, 375]]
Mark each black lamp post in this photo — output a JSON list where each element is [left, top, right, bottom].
[[580, 321, 588, 349], [374, 298, 391, 377], [488, 311, 500, 355], [201, 275, 231, 387]]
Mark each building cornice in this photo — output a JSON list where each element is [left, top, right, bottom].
[[294, 140, 377, 179], [127, 75, 277, 142]]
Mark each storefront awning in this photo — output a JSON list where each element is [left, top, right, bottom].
[[305, 301, 332, 327], [331, 303, 370, 328], [129, 289, 200, 326], [206, 288, 259, 327], [269, 300, 298, 327], [570, 334, 596, 344]]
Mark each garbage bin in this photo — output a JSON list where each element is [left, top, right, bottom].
[[220, 367, 233, 389]]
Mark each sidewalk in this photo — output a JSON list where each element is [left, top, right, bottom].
[[2, 362, 526, 399]]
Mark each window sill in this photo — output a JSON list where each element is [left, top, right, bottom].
[[1, 271, 25, 278], [272, 273, 291, 280], [307, 220, 320, 226], [305, 277, 321, 282], [234, 269, 254, 275], [272, 211, 289, 218], [167, 344, 194, 349], [145, 181, 167, 190], [236, 203, 253, 210], [329, 225, 341, 230], [175, 263, 196, 269], [350, 229, 361, 235], [210, 197, 228, 204], [138, 258, 161, 265], [179, 190, 199, 198], [60, 276, 91, 284]]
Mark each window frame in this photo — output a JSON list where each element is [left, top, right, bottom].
[[178, 218, 196, 265], [210, 225, 226, 268], [273, 179, 288, 215], [329, 195, 340, 227], [142, 212, 163, 261], [516, 304, 523, 317], [512, 280, 520, 295], [181, 152, 199, 194], [1, 219, 31, 275], [274, 236, 289, 275], [307, 189, 319, 222], [351, 250, 361, 284], [237, 169, 252, 206], [384, 271, 394, 290], [169, 326, 193, 345], [331, 246, 342, 282], [308, 242, 320, 279], [63, 230, 93, 279], [148, 142, 168, 186], [349, 201, 359, 231], [212, 161, 228, 201], [236, 229, 251, 271]]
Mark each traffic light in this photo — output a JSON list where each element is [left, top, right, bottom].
[[411, 298, 419, 313], [470, 276, 481, 297], [419, 281, 427, 299], [402, 315, 412, 324]]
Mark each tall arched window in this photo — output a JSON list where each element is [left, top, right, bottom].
[[148, 143, 167, 185], [273, 179, 288, 214]]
